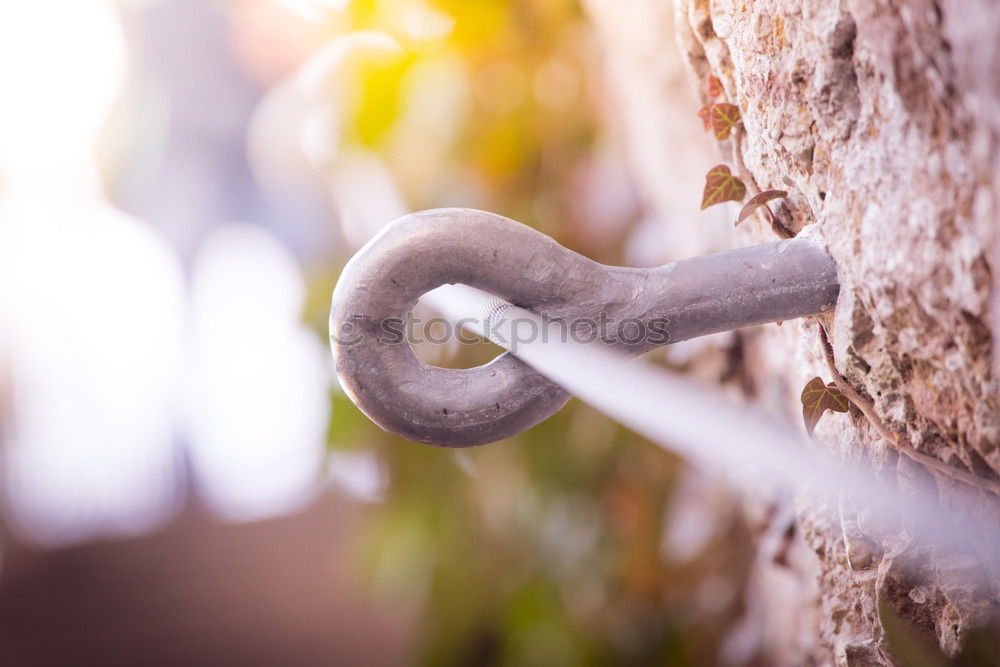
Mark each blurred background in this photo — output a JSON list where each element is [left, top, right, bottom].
[[0, 0, 770, 664]]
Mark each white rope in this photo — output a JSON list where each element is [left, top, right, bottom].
[[424, 289, 1000, 557]]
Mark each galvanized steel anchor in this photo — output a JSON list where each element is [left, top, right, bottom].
[[330, 208, 839, 448]]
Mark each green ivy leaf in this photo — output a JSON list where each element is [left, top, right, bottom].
[[800, 377, 850, 436], [709, 102, 741, 140], [707, 75, 724, 98], [696, 103, 713, 131], [700, 164, 746, 210]]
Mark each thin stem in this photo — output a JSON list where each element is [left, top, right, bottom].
[[730, 126, 794, 239], [818, 324, 1000, 496]]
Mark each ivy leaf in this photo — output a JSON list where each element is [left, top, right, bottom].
[[696, 104, 713, 131], [735, 189, 788, 226], [707, 75, 724, 98], [800, 377, 850, 436], [700, 164, 746, 210], [709, 102, 741, 140]]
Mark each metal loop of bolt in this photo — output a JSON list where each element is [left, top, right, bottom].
[[329, 208, 840, 448]]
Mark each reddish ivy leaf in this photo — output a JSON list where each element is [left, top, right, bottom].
[[735, 189, 788, 226], [696, 104, 713, 131], [707, 75, 724, 98], [800, 377, 850, 436], [701, 164, 746, 210], [709, 102, 741, 140]]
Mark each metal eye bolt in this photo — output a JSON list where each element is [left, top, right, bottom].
[[330, 208, 839, 448]]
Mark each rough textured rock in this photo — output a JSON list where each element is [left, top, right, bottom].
[[583, 0, 1000, 663]]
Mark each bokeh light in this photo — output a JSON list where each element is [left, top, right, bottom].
[[0, 0, 768, 663]]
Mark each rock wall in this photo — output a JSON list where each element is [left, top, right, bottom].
[[583, 0, 1000, 663]]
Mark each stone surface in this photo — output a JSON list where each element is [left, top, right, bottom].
[[583, 0, 1000, 663]]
